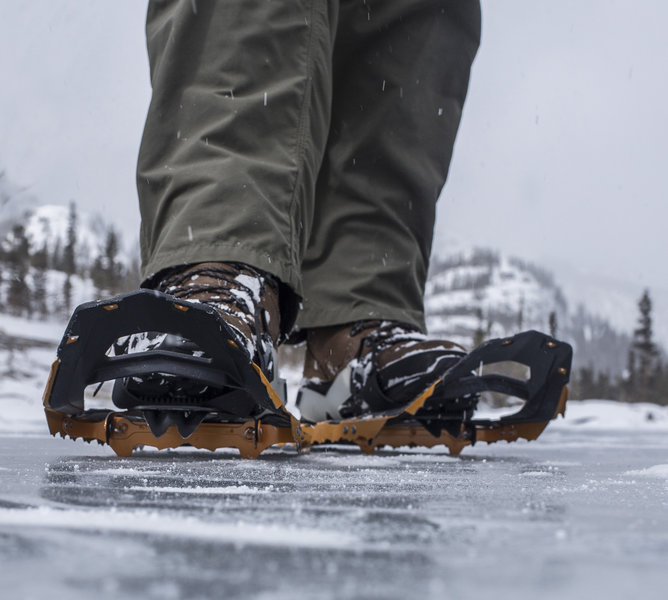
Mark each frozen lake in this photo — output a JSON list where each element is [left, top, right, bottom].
[[1, 426, 667, 600]]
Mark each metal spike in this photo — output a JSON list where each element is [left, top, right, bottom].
[[142, 410, 172, 438], [174, 411, 207, 438]]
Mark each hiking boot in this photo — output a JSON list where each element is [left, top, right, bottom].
[[154, 261, 281, 372], [112, 262, 283, 426], [296, 320, 467, 422]]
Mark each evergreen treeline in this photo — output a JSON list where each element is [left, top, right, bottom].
[[569, 290, 667, 405], [429, 249, 667, 404], [0, 201, 138, 318]]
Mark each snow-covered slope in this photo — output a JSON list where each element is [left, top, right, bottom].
[[22, 204, 104, 263], [0, 312, 60, 433], [2, 201, 137, 271], [0, 202, 139, 321], [425, 248, 567, 349], [424, 244, 657, 377]]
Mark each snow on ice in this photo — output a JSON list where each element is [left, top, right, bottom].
[[1, 289, 668, 600]]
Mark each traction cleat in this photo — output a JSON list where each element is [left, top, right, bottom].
[[298, 329, 572, 455], [43, 290, 572, 457], [43, 289, 296, 457], [297, 320, 469, 422], [141, 409, 208, 439], [108, 262, 284, 438]]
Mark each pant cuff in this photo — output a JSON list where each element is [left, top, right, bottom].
[[296, 303, 426, 334], [141, 240, 302, 336]]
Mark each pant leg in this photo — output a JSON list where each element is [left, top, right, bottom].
[[298, 0, 481, 332], [137, 0, 336, 308]]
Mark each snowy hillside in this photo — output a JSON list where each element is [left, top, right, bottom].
[[0, 202, 139, 321], [1, 202, 135, 269], [22, 204, 104, 263], [423, 246, 646, 378], [0, 267, 98, 320], [426, 248, 567, 348], [0, 312, 62, 433]]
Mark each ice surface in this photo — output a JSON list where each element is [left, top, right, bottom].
[[2, 313, 668, 599], [0, 430, 667, 600], [0, 505, 357, 550]]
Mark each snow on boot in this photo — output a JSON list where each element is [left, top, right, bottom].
[[296, 320, 468, 424], [111, 262, 283, 437], [152, 261, 279, 369]]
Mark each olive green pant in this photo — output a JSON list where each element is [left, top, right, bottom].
[[138, 0, 480, 334]]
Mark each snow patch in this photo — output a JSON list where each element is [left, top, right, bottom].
[[0, 312, 64, 344], [624, 464, 668, 479], [86, 468, 166, 477], [306, 454, 403, 468], [126, 485, 269, 495], [549, 400, 668, 431], [0, 506, 359, 550]]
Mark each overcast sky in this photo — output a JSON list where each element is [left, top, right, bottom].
[[441, 1, 668, 292], [1, 1, 667, 329]]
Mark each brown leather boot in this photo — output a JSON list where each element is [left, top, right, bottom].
[[155, 262, 281, 369], [118, 262, 282, 401], [297, 321, 466, 422], [111, 262, 284, 438]]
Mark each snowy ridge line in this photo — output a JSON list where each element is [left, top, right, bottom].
[[6, 203, 135, 267], [0, 506, 358, 550]]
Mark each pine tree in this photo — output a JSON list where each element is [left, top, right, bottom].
[[51, 238, 62, 271], [31, 243, 49, 270], [6, 224, 30, 266], [62, 274, 72, 316], [634, 291, 658, 381], [7, 262, 31, 317], [91, 226, 124, 295], [625, 289, 661, 402], [473, 308, 486, 348], [549, 311, 558, 338], [517, 296, 524, 331], [63, 201, 78, 276], [5, 224, 32, 317], [32, 266, 49, 318], [104, 228, 123, 291], [31, 242, 50, 317]]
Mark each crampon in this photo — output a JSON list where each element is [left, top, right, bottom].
[[43, 290, 572, 458]]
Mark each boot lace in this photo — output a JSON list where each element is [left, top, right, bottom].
[[157, 263, 275, 359]]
